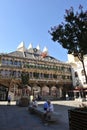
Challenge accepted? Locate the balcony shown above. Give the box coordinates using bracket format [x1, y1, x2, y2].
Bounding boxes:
[29, 78, 72, 84]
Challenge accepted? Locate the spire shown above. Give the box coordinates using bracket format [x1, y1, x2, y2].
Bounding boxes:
[43, 46, 48, 53]
[36, 44, 40, 50]
[17, 41, 25, 52]
[28, 43, 33, 49]
[27, 43, 33, 53]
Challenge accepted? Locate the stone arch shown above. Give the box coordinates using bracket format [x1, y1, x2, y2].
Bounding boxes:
[32, 84, 41, 98]
[0, 84, 8, 101]
[51, 86, 58, 97]
[42, 85, 49, 96]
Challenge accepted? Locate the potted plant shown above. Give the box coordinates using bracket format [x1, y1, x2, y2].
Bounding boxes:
[18, 72, 30, 107]
[68, 103, 87, 130]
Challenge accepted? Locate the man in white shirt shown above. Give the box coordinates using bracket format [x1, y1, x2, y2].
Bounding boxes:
[47, 100, 54, 112]
[43, 100, 54, 122]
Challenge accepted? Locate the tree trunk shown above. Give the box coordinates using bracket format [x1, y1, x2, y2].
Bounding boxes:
[81, 60, 87, 84]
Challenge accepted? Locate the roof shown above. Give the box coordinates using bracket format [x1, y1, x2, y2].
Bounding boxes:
[7, 49, 61, 63]
[0, 42, 69, 65]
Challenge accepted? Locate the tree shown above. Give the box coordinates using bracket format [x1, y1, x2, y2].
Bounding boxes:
[49, 5, 87, 83]
[21, 72, 29, 87]
[21, 72, 29, 96]
[17, 72, 30, 106]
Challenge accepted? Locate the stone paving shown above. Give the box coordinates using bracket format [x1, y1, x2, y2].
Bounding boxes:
[0, 100, 87, 130]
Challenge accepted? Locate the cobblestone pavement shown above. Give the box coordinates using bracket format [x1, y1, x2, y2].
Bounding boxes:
[0, 100, 87, 130]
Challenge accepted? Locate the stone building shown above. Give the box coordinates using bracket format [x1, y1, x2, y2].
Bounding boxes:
[68, 54, 87, 99]
[0, 41, 72, 101]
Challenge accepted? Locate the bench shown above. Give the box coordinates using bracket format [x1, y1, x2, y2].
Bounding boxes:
[28, 105, 60, 123]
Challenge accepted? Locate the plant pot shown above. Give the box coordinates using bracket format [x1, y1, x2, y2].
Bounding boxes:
[18, 97, 29, 107]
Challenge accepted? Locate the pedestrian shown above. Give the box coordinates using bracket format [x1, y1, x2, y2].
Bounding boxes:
[7, 94, 11, 105]
[31, 98, 38, 108]
[43, 100, 54, 124]
[38, 94, 42, 100]
[46, 100, 54, 120]
[43, 100, 49, 111]
[28, 98, 38, 114]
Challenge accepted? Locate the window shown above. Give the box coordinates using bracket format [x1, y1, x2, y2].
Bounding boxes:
[81, 70, 85, 76]
[75, 71, 78, 77]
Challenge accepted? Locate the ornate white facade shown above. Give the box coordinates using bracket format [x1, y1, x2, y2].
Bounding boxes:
[68, 54, 87, 88]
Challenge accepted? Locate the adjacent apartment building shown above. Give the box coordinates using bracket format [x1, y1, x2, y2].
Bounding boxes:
[0, 42, 72, 101]
[68, 54, 87, 99]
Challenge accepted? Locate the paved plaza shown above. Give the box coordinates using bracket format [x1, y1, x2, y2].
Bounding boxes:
[0, 100, 87, 130]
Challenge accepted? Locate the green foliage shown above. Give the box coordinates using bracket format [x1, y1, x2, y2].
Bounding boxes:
[21, 72, 29, 87]
[49, 5, 87, 83]
[50, 5, 87, 58]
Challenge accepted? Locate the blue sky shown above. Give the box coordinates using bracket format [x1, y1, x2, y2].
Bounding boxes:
[0, 0, 87, 62]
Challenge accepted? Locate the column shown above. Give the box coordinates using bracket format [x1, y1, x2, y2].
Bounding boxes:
[49, 86, 51, 96]
[59, 87, 62, 98]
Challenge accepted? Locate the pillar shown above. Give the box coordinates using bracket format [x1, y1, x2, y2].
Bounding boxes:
[49, 86, 51, 96]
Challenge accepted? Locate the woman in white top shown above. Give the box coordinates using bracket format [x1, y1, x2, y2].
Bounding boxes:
[32, 99, 38, 107]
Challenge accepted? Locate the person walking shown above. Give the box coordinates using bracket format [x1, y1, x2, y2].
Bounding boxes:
[7, 94, 11, 105]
